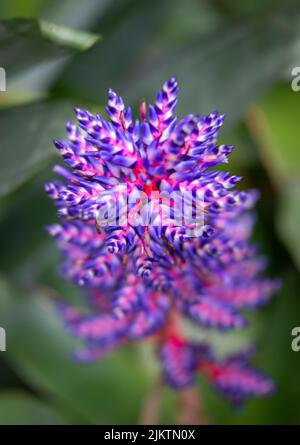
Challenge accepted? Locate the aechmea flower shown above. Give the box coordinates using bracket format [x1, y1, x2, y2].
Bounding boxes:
[46, 77, 279, 407]
[160, 338, 274, 406]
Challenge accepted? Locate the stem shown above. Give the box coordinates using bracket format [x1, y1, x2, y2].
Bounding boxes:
[140, 379, 163, 425]
[176, 386, 207, 425]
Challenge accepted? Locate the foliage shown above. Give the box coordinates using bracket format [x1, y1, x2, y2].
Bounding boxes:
[0, 0, 299, 424]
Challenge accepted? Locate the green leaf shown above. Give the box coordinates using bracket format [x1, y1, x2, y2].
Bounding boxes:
[246, 83, 300, 269]
[0, 18, 99, 75]
[0, 275, 14, 310]
[277, 181, 300, 269]
[0, 0, 46, 20]
[54, 8, 300, 128]
[248, 84, 300, 183]
[0, 169, 58, 274]
[0, 100, 74, 198]
[39, 20, 99, 51]
[42, 0, 111, 30]
[127, 15, 300, 126]
[0, 295, 151, 424]
[0, 391, 69, 425]
[212, 0, 300, 18]
[53, 0, 172, 99]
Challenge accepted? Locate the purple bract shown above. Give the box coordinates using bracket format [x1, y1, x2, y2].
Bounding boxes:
[45, 77, 279, 406]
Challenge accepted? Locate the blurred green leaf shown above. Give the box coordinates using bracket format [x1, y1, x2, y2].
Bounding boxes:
[0, 100, 74, 198]
[249, 84, 300, 182]
[0, 294, 151, 424]
[39, 20, 99, 51]
[53, 0, 172, 99]
[212, 0, 300, 18]
[246, 83, 300, 269]
[0, 391, 69, 424]
[0, 18, 99, 75]
[127, 14, 300, 126]
[42, 0, 111, 30]
[0, 169, 59, 284]
[55, 8, 300, 128]
[155, 0, 223, 45]
[0, 275, 15, 310]
[277, 181, 300, 270]
[0, 0, 46, 20]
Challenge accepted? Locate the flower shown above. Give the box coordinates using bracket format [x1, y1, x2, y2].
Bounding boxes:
[46, 77, 279, 406]
[160, 339, 274, 405]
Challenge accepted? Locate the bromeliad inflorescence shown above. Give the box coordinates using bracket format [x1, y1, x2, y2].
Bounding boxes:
[45, 77, 279, 407]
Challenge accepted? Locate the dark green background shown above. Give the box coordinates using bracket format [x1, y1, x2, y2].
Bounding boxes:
[0, 0, 300, 424]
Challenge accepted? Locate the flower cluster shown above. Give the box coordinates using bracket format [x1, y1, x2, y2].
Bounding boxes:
[46, 77, 279, 406]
